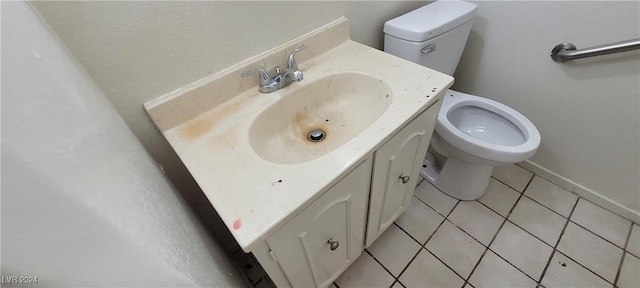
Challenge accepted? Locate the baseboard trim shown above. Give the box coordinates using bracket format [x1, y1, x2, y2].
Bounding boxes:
[519, 160, 639, 225]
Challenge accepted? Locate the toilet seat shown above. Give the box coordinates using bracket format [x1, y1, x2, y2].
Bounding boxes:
[436, 89, 540, 164]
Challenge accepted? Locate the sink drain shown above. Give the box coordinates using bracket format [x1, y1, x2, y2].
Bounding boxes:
[307, 129, 326, 142]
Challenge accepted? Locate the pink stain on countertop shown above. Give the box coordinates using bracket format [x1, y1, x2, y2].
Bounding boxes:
[233, 218, 242, 230]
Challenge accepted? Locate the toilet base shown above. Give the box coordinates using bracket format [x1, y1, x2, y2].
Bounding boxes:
[422, 154, 493, 200]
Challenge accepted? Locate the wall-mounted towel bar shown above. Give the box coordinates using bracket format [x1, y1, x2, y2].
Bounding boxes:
[551, 38, 640, 63]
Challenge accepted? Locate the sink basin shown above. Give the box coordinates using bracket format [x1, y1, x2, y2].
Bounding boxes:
[249, 72, 392, 164]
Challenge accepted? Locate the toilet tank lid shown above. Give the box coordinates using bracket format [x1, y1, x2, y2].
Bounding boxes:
[384, 0, 478, 42]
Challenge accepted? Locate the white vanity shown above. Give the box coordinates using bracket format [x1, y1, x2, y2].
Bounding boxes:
[145, 18, 453, 287]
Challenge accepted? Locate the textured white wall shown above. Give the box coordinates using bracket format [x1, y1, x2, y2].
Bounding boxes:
[453, 1, 639, 217]
[1, 2, 246, 286]
[30, 0, 430, 247]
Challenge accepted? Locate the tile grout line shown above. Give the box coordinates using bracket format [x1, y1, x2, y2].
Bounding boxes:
[537, 196, 580, 284]
[497, 181, 571, 248]
[414, 172, 583, 287]
[392, 247, 423, 285]
[524, 196, 631, 284]
[490, 176, 525, 194]
[518, 190, 632, 260]
[393, 279, 407, 288]
[476, 182, 520, 217]
[363, 248, 398, 283]
[461, 212, 507, 285]
[494, 187, 568, 249]
[424, 248, 468, 282]
[505, 218, 555, 249]
[414, 179, 460, 218]
[480, 199, 551, 281]
[517, 164, 635, 231]
[552, 249, 615, 286]
[520, 167, 634, 232]
[485, 247, 545, 284]
[414, 195, 450, 219]
[412, 170, 635, 287]
[394, 219, 439, 247]
[516, 163, 560, 288]
[535, 208, 621, 285]
[568, 196, 634, 249]
[443, 218, 491, 249]
[568, 218, 629, 250]
[449, 174, 536, 250]
[393, 200, 461, 283]
[521, 192, 570, 219]
[463, 174, 535, 286]
[415, 183, 511, 251]
[612, 222, 634, 287]
[490, 170, 534, 194]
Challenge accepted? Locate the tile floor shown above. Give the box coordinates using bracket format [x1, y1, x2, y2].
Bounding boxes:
[333, 164, 640, 288]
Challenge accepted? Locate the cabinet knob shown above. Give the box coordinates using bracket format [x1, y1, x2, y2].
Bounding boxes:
[399, 174, 410, 184]
[327, 238, 339, 251]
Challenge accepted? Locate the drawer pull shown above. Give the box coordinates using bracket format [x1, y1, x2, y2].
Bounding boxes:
[399, 174, 410, 184]
[327, 238, 340, 251]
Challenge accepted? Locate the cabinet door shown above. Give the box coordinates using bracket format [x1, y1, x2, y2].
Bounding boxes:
[366, 100, 441, 247]
[265, 156, 372, 288]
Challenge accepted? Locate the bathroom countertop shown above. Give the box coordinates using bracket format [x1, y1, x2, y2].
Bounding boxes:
[145, 18, 453, 252]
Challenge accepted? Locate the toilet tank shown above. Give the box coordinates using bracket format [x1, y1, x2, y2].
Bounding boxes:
[384, 0, 477, 76]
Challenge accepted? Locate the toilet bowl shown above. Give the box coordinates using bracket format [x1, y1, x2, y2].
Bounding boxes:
[420, 89, 540, 200]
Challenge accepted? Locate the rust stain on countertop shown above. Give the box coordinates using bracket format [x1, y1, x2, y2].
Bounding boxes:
[180, 95, 253, 140]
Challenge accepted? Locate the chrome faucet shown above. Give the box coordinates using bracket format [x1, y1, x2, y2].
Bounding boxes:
[241, 44, 306, 93]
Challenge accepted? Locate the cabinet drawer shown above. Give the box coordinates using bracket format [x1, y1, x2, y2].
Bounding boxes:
[266, 156, 372, 288]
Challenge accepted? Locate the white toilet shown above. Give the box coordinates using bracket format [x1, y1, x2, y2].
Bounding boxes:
[384, 0, 541, 200]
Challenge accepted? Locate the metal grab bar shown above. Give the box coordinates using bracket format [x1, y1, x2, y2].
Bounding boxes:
[551, 38, 640, 63]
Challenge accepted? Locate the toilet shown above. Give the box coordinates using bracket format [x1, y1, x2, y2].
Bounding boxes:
[384, 0, 541, 200]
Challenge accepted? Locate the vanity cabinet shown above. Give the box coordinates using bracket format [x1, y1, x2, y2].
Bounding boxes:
[252, 100, 442, 287]
[254, 157, 372, 288]
[365, 99, 441, 247]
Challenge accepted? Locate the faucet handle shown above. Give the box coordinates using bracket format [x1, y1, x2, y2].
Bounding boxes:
[241, 68, 272, 85]
[287, 44, 306, 70]
[241, 68, 279, 93]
